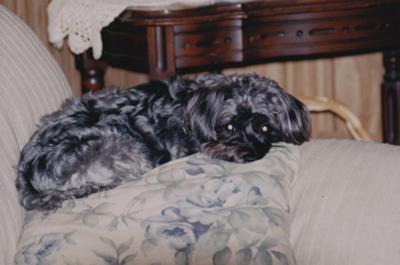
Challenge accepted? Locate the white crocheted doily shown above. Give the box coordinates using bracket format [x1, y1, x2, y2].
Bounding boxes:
[48, 0, 227, 59]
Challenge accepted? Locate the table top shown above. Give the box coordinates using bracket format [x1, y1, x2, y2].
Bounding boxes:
[120, 0, 400, 24]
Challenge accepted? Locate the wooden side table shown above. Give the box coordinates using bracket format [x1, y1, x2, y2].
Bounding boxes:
[75, 0, 400, 144]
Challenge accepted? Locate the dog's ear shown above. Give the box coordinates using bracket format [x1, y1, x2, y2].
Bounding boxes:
[276, 94, 311, 144]
[168, 75, 201, 101]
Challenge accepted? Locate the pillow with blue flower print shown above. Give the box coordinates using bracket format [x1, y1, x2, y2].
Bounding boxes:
[15, 143, 299, 265]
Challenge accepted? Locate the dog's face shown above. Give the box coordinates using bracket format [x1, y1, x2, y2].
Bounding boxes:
[169, 73, 311, 162]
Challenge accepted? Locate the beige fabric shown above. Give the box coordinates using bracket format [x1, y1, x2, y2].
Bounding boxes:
[292, 139, 400, 265]
[0, 5, 72, 265]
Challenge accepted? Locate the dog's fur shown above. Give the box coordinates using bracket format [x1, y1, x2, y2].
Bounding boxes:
[16, 73, 311, 211]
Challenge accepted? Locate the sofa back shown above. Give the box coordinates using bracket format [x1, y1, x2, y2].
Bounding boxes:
[0, 5, 72, 264]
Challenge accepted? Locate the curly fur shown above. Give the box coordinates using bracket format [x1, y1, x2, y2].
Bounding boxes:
[16, 73, 311, 211]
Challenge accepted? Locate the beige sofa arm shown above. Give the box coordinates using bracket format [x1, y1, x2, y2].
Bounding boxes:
[292, 139, 400, 265]
[0, 5, 72, 264]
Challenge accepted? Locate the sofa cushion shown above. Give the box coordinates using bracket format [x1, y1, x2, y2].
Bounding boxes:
[15, 144, 299, 265]
[292, 139, 400, 265]
[0, 5, 72, 265]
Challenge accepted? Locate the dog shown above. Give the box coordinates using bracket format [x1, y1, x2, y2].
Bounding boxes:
[16, 73, 311, 211]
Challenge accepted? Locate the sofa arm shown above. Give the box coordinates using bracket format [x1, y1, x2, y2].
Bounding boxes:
[0, 139, 25, 265]
[0, 5, 73, 264]
[291, 139, 400, 265]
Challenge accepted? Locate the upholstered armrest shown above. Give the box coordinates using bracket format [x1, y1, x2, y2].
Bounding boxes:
[0, 5, 72, 264]
[292, 139, 400, 265]
[0, 133, 25, 265]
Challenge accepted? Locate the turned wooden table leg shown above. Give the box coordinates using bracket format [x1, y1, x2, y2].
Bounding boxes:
[382, 50, 400, 144]
[76, 52, 107, 94]
[147, 26, 176, 80]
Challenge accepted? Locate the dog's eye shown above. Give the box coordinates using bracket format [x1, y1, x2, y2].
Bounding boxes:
[257, 124, 269, 134]
[226, 124, 235, 132]
[261, 125, 268, 133]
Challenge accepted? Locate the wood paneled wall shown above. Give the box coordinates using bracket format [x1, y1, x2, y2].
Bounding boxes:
[1, 0, 384, 141]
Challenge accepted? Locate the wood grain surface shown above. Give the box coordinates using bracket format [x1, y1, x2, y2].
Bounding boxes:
[0, 0, 384, 141]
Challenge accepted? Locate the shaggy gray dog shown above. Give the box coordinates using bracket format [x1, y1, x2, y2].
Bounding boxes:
[16, 73, 311, 211]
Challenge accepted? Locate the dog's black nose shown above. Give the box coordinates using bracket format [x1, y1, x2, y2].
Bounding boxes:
[241, 152, 266, 162]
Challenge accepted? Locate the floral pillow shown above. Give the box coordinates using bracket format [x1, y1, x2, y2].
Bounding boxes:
[15, 143, 299, 265]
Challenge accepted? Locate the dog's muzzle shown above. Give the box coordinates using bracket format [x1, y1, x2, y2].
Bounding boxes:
[200, 141, 269, 163]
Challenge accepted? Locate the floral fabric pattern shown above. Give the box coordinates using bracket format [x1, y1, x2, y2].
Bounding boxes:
[15, 144, 299, 265]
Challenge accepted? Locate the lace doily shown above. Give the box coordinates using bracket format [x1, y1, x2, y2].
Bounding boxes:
[48, 0, 227, 59]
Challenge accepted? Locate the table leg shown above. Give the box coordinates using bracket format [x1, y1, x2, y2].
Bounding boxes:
[147, 26, 176, 80]
[76, 52, 107, 94]
[382, 50, 400, 144]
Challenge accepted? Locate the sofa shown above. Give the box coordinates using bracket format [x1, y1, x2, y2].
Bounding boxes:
[1, 5, 400, 265]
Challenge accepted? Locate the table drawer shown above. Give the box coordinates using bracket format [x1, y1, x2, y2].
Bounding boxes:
[174, 20, 243, 68]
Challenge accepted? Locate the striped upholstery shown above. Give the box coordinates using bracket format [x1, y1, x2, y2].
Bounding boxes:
[0, 5, 72, 265]
[293, 139, 400, 265]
